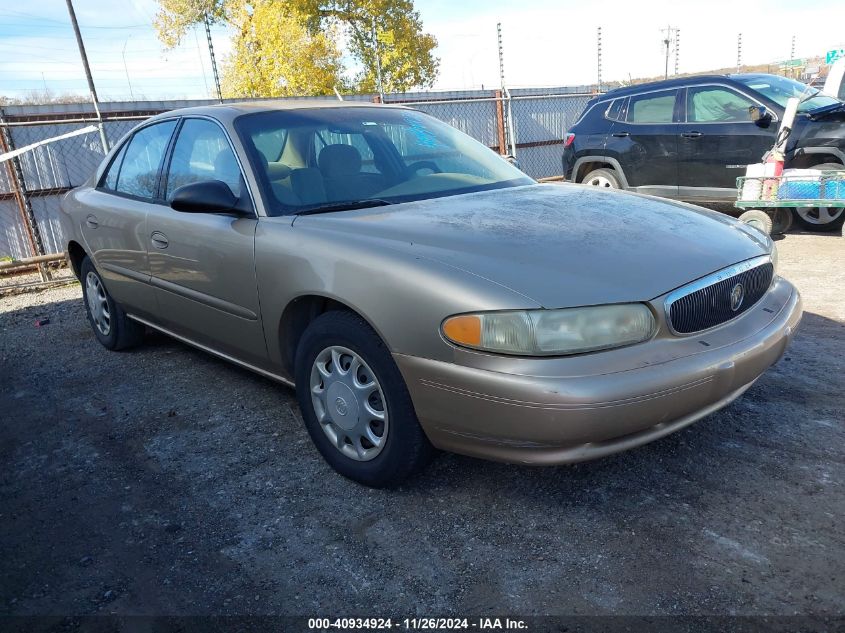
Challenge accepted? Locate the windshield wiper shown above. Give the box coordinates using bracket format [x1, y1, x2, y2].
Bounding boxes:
[295, 198, 395, 216]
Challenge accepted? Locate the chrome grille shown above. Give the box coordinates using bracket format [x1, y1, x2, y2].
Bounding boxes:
[666, 258, 774, 335]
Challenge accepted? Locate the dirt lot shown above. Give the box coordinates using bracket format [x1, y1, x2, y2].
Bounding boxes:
[1, 231, 843, 619]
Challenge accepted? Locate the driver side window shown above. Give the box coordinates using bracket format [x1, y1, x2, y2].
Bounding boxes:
[165, 118, 243, 200]
[687, 87, 755, 123]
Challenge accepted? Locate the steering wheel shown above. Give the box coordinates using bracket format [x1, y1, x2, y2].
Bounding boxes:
[406, 160, 442, 175]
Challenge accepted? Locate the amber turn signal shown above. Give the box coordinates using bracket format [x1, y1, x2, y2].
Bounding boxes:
[442, 315, 482, 346]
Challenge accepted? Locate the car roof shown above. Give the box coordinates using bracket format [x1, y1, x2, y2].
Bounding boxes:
[147, 99, 409, 124]
[601, 75, 734, 99]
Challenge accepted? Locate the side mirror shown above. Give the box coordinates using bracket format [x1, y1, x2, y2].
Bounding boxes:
[749, 105, 772, 126]
[170, 180, 240, 214]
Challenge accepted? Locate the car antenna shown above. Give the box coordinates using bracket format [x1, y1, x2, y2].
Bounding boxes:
[333, 86, 344, 101]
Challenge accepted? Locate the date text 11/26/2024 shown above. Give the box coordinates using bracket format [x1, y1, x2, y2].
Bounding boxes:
[308, 618, 528, 630]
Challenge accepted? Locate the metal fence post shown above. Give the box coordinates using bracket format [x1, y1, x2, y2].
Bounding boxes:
[494, 90, 507, 155]
[0, 111, 51, 281]
[503, 87, 517, 158]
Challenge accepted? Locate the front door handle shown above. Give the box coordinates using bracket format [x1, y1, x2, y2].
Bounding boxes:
[681, 131, 703, 139]
[611, 132, 630, 138]
[151, 231, 169, 249]
[85, 214, 99, 229]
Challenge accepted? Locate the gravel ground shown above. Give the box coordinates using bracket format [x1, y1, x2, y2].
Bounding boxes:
[1, 231, 843, 619]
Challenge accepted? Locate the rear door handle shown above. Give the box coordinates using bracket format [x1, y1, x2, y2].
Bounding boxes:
[151, 231, 169, 249]
[611, 132, 630, 138]
[681, 131, 703, 138]
[85, 214, 99, 229]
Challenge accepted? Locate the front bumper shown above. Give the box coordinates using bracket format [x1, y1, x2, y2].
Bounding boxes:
[394, 279, 802, 465]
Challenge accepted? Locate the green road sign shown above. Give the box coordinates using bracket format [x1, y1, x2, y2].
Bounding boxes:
[827, 49, 844, 64]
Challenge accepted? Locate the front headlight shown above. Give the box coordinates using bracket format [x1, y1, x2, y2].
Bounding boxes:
[442, 304, 656, 356]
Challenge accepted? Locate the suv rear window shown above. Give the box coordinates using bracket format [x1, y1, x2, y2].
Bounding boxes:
[628, 90, 678, 123]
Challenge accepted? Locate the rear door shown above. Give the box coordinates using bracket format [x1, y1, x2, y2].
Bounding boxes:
[145, 117, 268, 366]
[80, 119, 177, 318]
[608, 88, 681, 197]
[677, 85, 777, 200]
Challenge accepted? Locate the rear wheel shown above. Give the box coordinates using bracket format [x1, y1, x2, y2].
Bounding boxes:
[794, 163, 845, 232]
[80, 256, 145, 350]
[294, 310, 433, 487]
[738, 209, 773, 236]
[581, 168, 620, 189]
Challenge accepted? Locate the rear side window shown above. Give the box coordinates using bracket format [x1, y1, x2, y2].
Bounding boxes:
[628, 90, 678, 123]
[114, 120, 177, 199]
[687, 87, 754, 122]
[605, 98, 627, 121]
[102, 143, 128, 190]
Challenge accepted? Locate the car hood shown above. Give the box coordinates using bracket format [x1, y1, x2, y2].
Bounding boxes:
[293, 184, 770, 308]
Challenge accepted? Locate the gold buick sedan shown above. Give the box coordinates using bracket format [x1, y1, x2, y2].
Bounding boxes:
[60, 102, 802, 487]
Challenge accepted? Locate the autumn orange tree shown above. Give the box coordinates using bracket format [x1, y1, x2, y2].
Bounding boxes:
[154, 0, 439, 97]
[289, 0, 439, 93]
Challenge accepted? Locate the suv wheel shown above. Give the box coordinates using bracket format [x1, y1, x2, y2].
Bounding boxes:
[794, 163, 845, 232]
[294, 310, 434, 487]
[581, 168, 620, 189]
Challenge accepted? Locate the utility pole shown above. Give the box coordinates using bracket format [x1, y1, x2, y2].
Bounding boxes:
[789, 34, 796, 78]
[661, 25, 678, 80]
[65, 0, 109, 153]
[203, 14, 223, 102]
[674, 28, 680, 75]
[597, 26, 603, 92]
[372, 17, 385, 103]
[497, 22, 516, 158]
[122, 37, 134, 100]
[737, 32, 743, 73]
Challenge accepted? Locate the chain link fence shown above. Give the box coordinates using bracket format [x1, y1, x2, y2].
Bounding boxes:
[0, 88, 595, 269]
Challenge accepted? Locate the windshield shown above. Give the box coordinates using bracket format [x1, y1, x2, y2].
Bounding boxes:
[734, 75, 841, 112]
[234, 107, 533, 216]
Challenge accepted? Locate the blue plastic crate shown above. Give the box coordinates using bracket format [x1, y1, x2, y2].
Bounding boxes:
[777, 180, 821, 200]
[823, 180, 845, 200]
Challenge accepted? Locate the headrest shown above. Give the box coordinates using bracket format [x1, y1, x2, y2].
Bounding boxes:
[318, 144, 362, 178]
[267, 162, 292, 181]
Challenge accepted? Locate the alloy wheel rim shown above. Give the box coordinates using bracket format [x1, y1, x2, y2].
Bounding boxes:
[587, 175, 614, 188]
[795, 206, 844, 225]
[309, 346, 388, 461]
[85, 271, 111, 336]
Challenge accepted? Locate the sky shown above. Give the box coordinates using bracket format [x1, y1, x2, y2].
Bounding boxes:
[1, 0, 844, 102]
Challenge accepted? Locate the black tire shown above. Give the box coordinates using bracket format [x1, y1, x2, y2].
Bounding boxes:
[771, 207, 793, 235]
[794, 163, 845, 232]
[80, 256, 145, 351]
[581, 168, 621, 189]
[294, 310, 434, 487]
[738, 209, 774, 236]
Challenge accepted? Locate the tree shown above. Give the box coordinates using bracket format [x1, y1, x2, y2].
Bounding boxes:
[288, 0, 439, 93]
[222, 1, 344, 97]
[153, 0, 228, 49]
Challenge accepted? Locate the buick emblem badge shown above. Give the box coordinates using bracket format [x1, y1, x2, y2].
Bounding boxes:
[730, 283, 744, 312]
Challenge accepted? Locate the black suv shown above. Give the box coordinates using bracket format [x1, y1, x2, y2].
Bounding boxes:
[562, 73, 845, 231]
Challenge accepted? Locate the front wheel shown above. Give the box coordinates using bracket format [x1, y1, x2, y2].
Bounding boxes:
[294, 310, 433, 487]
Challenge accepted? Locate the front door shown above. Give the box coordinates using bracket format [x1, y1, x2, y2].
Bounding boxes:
[80, 119, 178, 318]
[677, 85, 777, 200]
[145, 117, 268, 366]
[609, 88, 680, 197]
